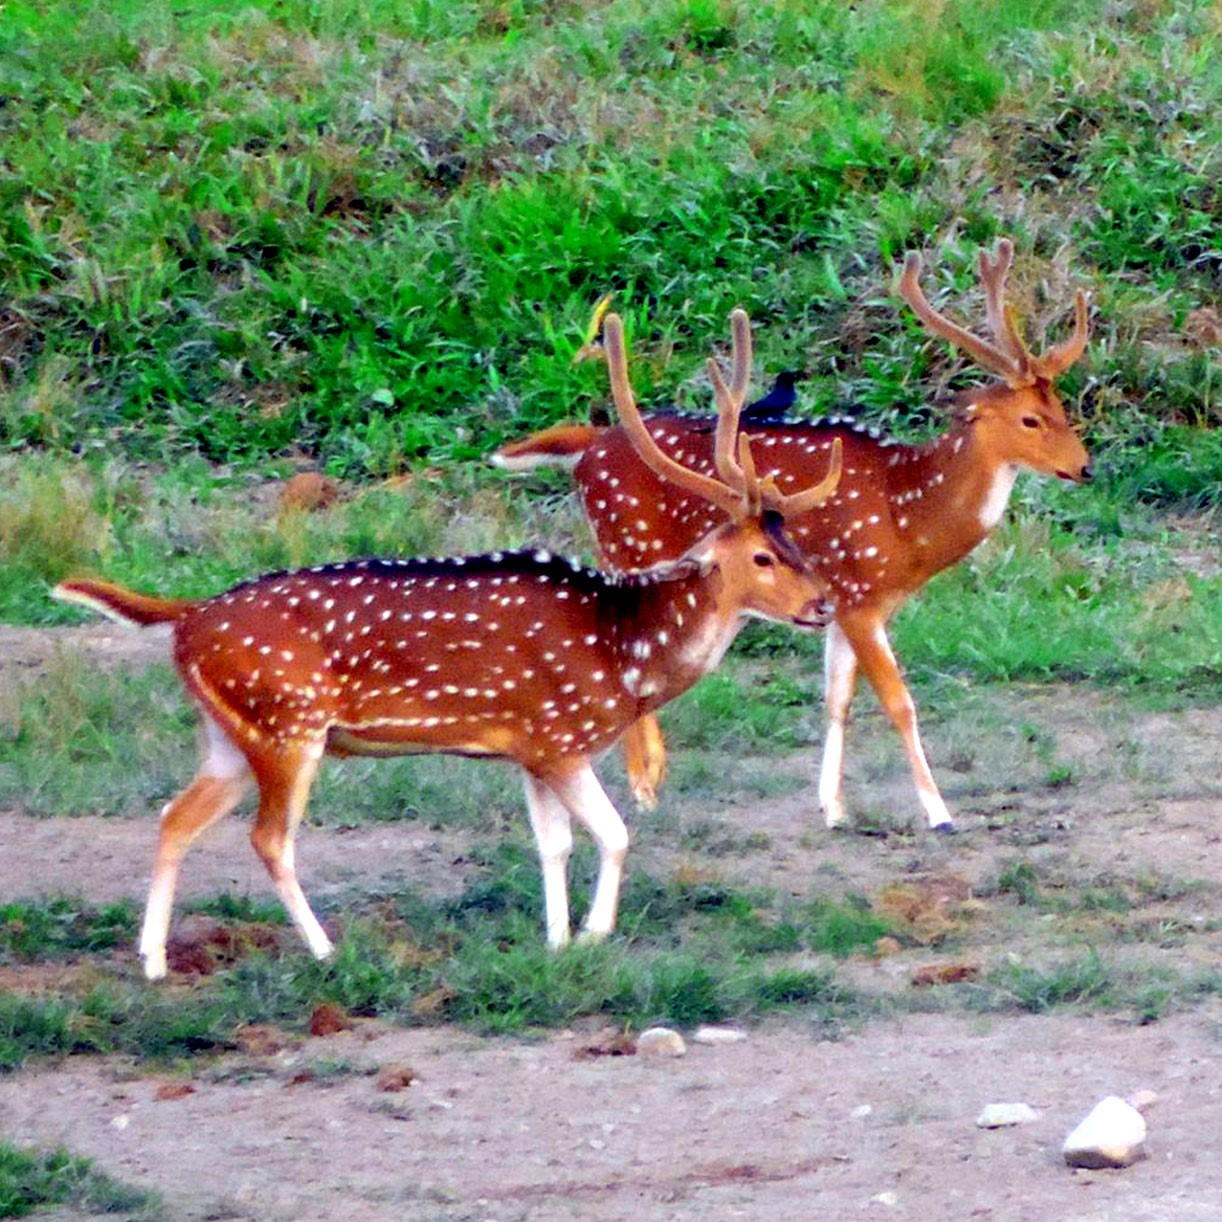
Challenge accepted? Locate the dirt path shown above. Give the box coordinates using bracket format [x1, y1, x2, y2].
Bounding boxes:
[5, 627, 1222, 1218]
[3, 1012, 1221, 1220]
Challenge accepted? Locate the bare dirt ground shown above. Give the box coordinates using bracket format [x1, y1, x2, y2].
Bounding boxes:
[4, 625, 1222, 1220]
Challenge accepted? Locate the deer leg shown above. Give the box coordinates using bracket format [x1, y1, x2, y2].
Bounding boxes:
[621, 714, 666, 810]
[839, 615, 954, 832]
[246, 739, 334, 961]
[140, 715, 253, 981]
[522, 773, 576, 949]
[541, 764, 630, 943]
[819, 621, 860, 828]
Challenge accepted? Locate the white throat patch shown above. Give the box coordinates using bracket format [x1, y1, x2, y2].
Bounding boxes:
[979, 464, 1019, 531]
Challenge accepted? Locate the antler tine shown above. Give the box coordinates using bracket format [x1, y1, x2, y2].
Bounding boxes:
[977, 239, 1032, 375]
[708, 308, 754, 493]
[735, 431, 762, 516]
[767, 436, 843, 517]
[898, 250, 1026, 384]
[601, 314, 744, 518]
[1033, 288, 1091, 379]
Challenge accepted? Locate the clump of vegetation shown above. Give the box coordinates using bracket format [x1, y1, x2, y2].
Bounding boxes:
[0, 1142, 161, 1220]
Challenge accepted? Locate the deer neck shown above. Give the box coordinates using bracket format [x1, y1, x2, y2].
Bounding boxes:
[887, 421, 1019, 572]
[608, 560, 738, 712]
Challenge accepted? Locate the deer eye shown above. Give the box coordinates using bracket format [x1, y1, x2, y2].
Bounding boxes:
[1021, 415, 1041, 429]
[753, 551, 776, 568]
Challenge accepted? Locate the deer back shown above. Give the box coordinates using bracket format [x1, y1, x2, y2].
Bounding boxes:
[166, 533, 829, 772]
[569, 400, 1087, 617]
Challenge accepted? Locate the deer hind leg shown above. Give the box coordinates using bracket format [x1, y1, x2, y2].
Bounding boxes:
[244, 737, 334, 962]
[522, 773, 576, 948]
[819, 621, 859, 828]
[839, 615, 954, 832]
[538, 763, 629, 943]
[621, 714, 667, 810]
[140, 714, 254, 981]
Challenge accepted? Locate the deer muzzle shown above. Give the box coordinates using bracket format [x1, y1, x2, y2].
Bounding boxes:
[793, 596, 836, 630]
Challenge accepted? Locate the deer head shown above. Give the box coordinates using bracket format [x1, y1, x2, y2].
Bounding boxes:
[899, 239, 1092, 483]
[600, 307, 842, 628]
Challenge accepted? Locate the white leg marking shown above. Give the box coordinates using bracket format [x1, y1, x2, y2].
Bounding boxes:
[523, 774, 575, 948]
[819, 623, 858, 828]
[545, 766, 629, 941]
[140, 714, 253, 980]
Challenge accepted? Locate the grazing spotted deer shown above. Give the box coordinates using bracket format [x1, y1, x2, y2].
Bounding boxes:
[494, 240, 1092, 831]
[54, 309, 841, 981]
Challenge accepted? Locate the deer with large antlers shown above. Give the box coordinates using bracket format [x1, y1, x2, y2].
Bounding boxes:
[494, 240, 1092, 832]
[53, 310, 841, 981]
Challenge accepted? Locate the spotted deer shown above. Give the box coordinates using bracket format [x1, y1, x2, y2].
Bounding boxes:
[54, 310, 841, 981]
[494, 240, 1092, 831]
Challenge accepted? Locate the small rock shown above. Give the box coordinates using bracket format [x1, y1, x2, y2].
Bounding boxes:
[693, 1025, 748, 1046]
[572, 1030, 637, 1059]
[278, 472, 340, 514]
[376, 1064, 417, 1093]
[976, 1102, 1039, 1128]
[1128, 1089, 1158, 1113]
[911, 960, 981, 987]
[308, 1002, 353, 1038]
[635, 1027, 687, 1059]
[154, 1082, 196, 1103]
[851, 1104, 873, 1119]
[871, 1191, 900, 1207]
[1063, 1095, 1147, 1169]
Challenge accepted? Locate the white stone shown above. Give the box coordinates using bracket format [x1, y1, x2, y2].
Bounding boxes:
[1062, 1095, 1147, 1169]
[692, 1025, 748, 1046]
[976, 1102, 1039, 1128]
[636, 1027, 687, 1059]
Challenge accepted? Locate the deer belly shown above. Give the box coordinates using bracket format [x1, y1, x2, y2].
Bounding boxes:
[326, 722, 516, 760]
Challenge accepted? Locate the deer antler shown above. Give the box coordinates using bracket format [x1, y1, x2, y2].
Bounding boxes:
[602, 311, 841, 521]
[899, 241, 1090, 388]
[1032, 289, 1090, 379]
[602, 313, 747, 518]
[899, 250, 1025, 383]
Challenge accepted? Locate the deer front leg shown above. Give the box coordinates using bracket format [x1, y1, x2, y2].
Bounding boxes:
[837, 613, 954, 832]
[541, 763, 630, 942]
[621, 714, 667, 810]
[246, 739, 334, 962]
[522, 773, 575, 948]
[818, 620, 859, 829]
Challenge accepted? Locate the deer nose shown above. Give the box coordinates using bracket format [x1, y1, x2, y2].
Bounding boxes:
[1057, 462, 1093, 483]
[796, 596, 835, 629]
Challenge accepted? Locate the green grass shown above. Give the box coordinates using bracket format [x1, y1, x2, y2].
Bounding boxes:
[0, 898, 138, 962]
[1, 0, 1220, 500]
[0, 856, 883, 1069]
[5, 0, 1222, 1086]
[0, 1142, 161, 1220]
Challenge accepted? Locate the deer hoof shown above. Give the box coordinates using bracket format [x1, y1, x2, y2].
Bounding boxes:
[142, 950, 168, 982]
[932, 821, 957, 836]
[630, 783, 659, 812]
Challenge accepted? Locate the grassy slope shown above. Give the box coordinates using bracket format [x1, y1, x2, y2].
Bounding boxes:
[1, 0, 1220, 476]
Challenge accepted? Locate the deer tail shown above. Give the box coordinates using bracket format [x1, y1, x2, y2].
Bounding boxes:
[52, 578, 197, 627]
[489, 424, 606, 473]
